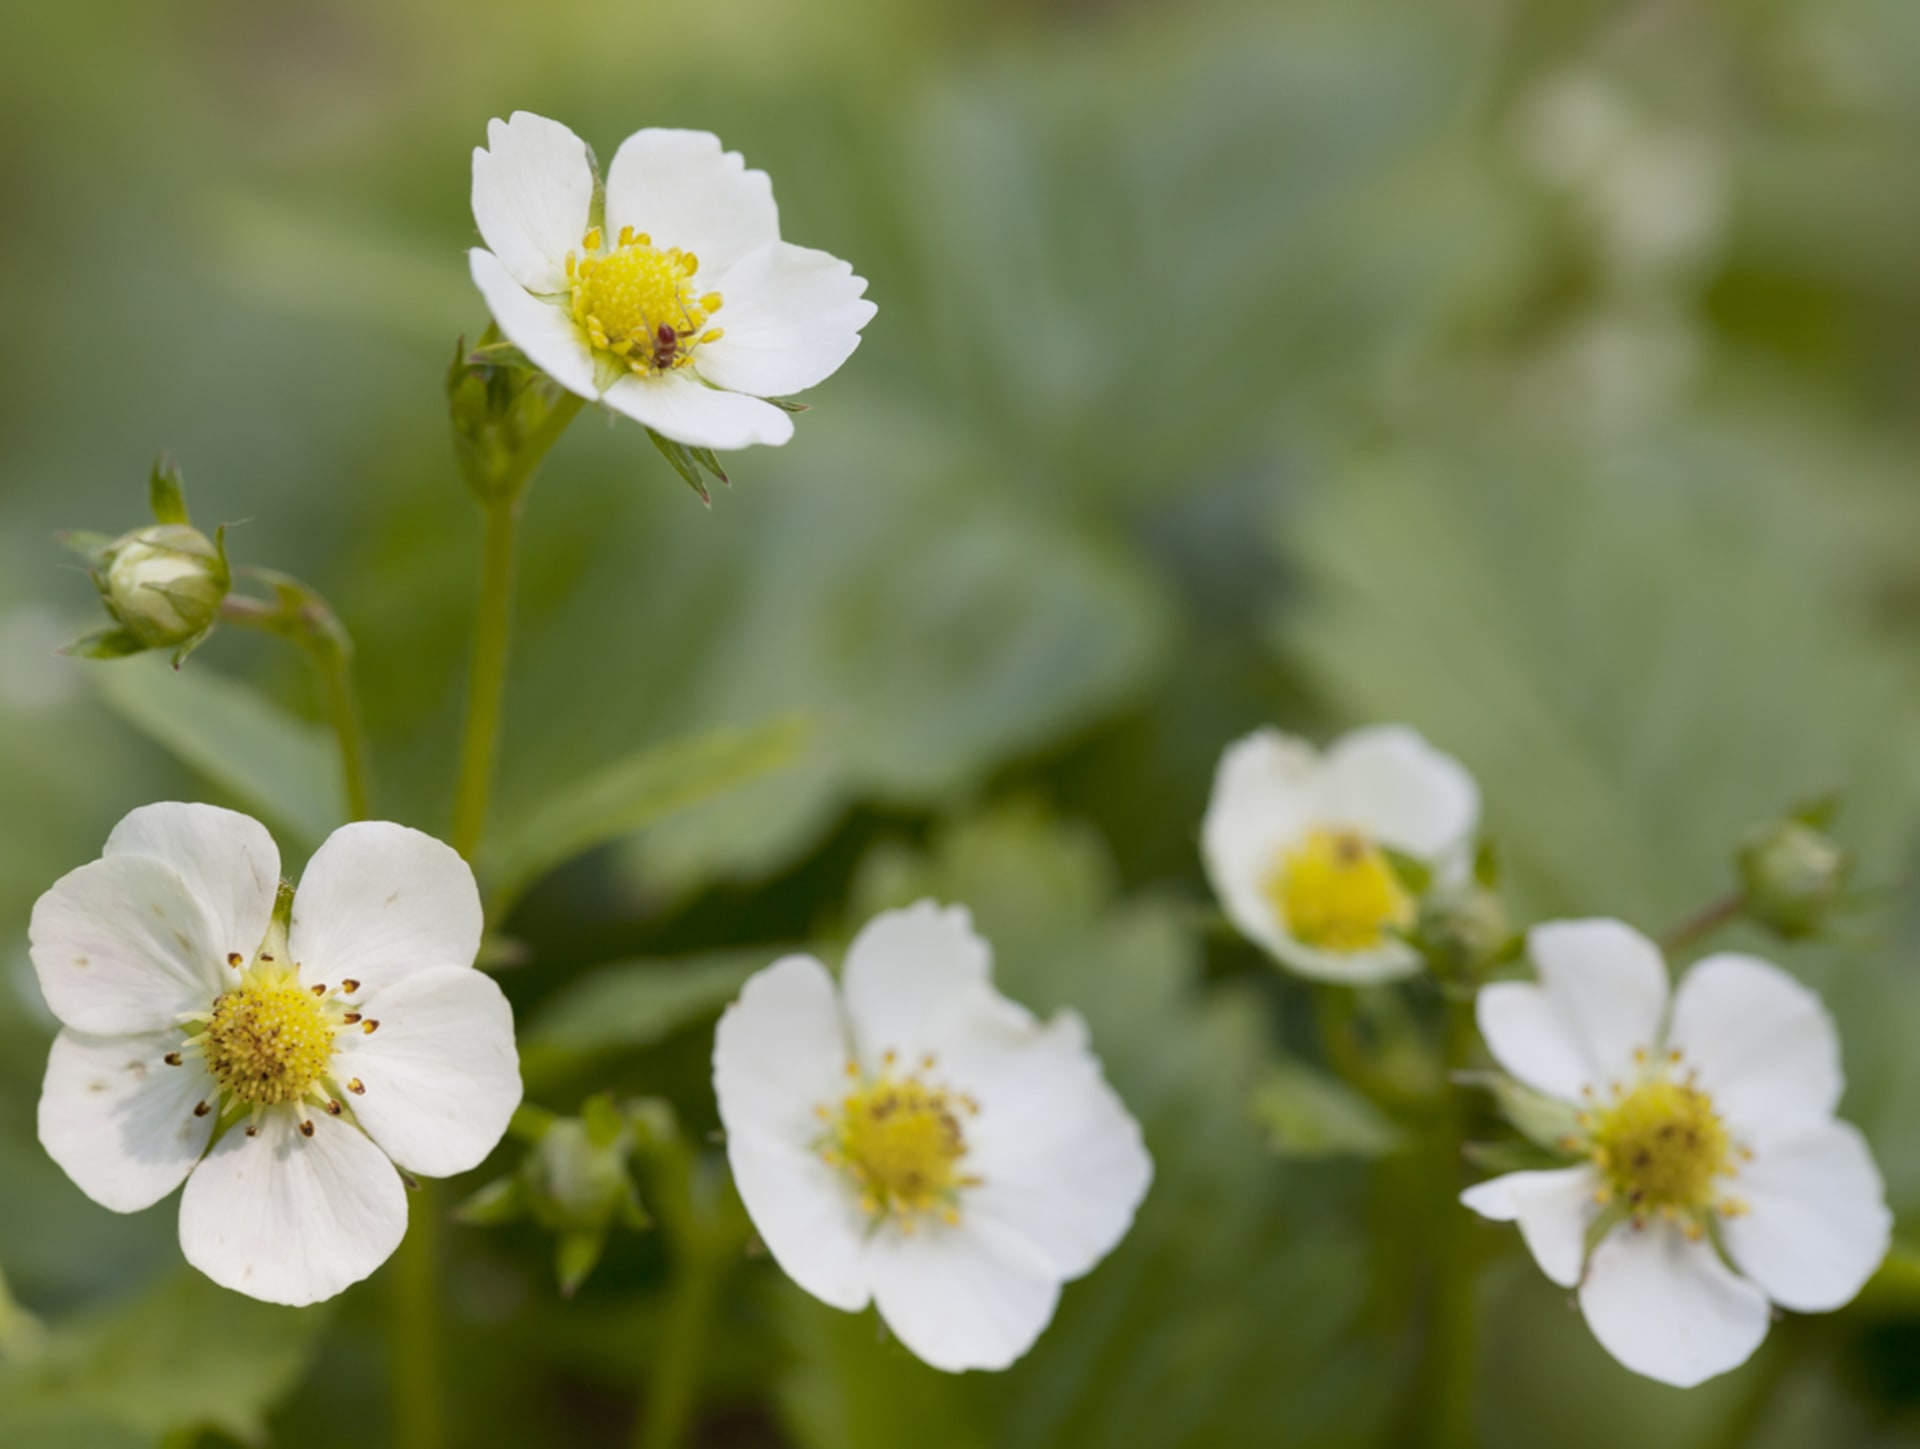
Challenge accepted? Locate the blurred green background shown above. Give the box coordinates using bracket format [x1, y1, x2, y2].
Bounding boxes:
[4, 0, 1920, 1444]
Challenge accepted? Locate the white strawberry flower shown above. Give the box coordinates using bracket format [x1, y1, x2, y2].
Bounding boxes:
[468, 112, 876, 451]
[1463, 919, 1891, 1387]
[1201, 725, 1480, 983]
[712, 902, 1152, 1372]
[30, 803, 522, 1306]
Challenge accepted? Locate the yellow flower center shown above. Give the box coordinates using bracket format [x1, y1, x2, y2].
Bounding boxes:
[202, 975, 336, 1106]
[820, 1054, 980, 1228]
[1586, 1070, 1734, 1217]
[567, 226, 726, 376]
[1266, 827, 1416, 953]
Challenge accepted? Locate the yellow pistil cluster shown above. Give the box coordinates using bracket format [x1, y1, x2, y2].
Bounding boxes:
[567, 225, 725, 375]
[202, 975, 335, 1105]
[819, 1053, 981, 1229]
[1267, 826, 1416, 953]
[1579, 1051, 1748, 1234]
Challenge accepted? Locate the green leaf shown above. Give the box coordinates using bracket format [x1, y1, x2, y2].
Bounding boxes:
[555, 1230, 606, 1298]
[487, 716, 806, 912]
[1251, 1059, 1405, 1159]
[148, 456, 190, 525]
[91, 654, 341, 846]
[521, 947, 771, 1082]
[0, 1271, 329, 1444]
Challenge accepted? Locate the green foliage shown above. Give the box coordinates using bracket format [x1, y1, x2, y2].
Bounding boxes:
[521, 948, 772, 1081]
[0, 1272, 329, 1446]
[1252, 1058, 1404, 1159]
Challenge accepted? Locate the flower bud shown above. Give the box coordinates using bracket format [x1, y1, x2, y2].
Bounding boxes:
[1415, 882, 1517, 984]
[102, 525, 230, 651]
[1738, 815, 1852, 940]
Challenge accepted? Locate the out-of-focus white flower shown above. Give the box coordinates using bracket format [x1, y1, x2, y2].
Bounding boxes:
[712, 901, 1151, 1372]
[1201, 726, 1480, 983]
[468, 112, 876, 451]
[1463, 919, 1890, 1387]
[31, 804, 521, 1306]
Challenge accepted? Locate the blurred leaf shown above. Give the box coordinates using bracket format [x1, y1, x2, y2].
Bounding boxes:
[0, 1271, 329, 1444]
[1251, 1058, 1404, 1159]
[487, 717, 807, 911]
[90, 654, 341, 845]
[521, 947, 774, 1081]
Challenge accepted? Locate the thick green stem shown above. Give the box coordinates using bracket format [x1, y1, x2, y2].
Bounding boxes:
[393, 1183, 445, 1449]
[1418, 997, 1479, 1449]
[448, 392, 584, 863]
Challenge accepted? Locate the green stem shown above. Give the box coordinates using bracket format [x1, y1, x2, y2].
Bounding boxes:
[220, 580, 373, 822]
[448, 392, 584, 863]
[393, 1183, 445, 1449]
[632, 1147, 740, 1449]
[1418, 996, 1479, 1449]
[1660, 891, 1744, 956]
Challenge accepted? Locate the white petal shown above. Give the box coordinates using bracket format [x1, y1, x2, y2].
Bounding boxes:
[1578, 1221, 1771, 1387]
[695, 243, 875, 399]
[940, 1006, 1151, 1282]
[29, 854, 226, 1035]
[841, 902, 994, 1065]
[601, 370, 794, 450]
[1477, 920, 1669, 1102]
[1722, 1120, 1890, 1312]
[469, 249, 598, 399]
[38, 1029, 215, 1213]
[471, 111, 594, 294]
[105, 803, 279, 965]
[289, 823, 482, 994]
[1317, 725, 1480, 861]
[713, 955, 867, 1310]
[179, 1108, 407, 1306]
[332, 967, 521, 1179]
[866, 1220, 1062, 1373]
[1460, 1167, 1598, 1288]
[604, 129, 779, 281]
[1666, 954, 1841, 1148]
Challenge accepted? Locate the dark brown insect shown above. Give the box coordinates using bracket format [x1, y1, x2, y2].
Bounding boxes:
[651, 323, 680, 371]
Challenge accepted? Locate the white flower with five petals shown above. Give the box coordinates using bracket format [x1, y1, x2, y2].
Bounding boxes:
[31, 803, 521, 1306]
[469, 112, 876, 451]
[712, 902, 1152, 1372]
[1463, 919, 1890, 1387]
[1201, 725, 1480, 983]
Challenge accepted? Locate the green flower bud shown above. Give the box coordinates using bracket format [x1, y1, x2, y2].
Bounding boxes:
[1415, 882, 1517, 984]
[101, 524, 230, 650]
[1738, 816, 1852, 940]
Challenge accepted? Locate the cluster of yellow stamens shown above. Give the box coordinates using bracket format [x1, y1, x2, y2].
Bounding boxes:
[566, 225, 725, 375]
[1569, 1047, 1752, 1238]
[166, 942, 375, 1138]
[817, 1051, 981, 1231]
[1266, 826, 1417, 953]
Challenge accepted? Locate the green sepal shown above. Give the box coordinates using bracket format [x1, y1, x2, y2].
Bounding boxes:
[1381, 847, 1431, 897]
[762, 396, 811, 414]
[555, 1230, 606, 1298]
[60, 627, 148, 660]
[1457, 1069, 1584, 1152]
[465, 340, 537, 373]
[583, 141, 606, 237]
[1790, 790, 1841, 830]
[53, 529, 115, 563]
[169, 625, 214, 671]
[1583, 1198, 1631, 1259]
[690, 446, 731, 488]
[1472, 838, 1501, 889]
[454, 1174, 528, 1226]
[581, 1091, 626, 1149]
[149, 455, 191, 525]
[647, 428, 712, 506]
[1461, 1139, 1568, 1175]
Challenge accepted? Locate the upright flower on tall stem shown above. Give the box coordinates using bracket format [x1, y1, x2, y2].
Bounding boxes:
[31, 803, 522, 1305]
[1462, 919, 1890, 1386]
[469, 111, 877, 451]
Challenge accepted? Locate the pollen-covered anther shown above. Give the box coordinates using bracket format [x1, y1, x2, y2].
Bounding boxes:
[1265, 826, 1416, 954]
[567, 225, 724, 376]
[821, 1060, 980, 1227]
[347, 1078, 365, 1095]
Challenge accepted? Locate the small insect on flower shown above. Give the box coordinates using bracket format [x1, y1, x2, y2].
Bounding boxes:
[1461, 919, 1891, 1387]
[30, 804, 523, 1306]
[712, 902, 1153, 1373]
[468, 112, 877, 452]
[1201, 725, 1480, 983]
